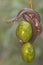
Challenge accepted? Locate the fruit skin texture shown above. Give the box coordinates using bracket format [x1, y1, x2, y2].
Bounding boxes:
[16, 21, 32, 42]
[21, 43, 35, 62]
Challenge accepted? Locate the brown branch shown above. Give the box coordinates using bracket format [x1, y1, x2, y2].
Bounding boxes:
[7, 8, 42, 44]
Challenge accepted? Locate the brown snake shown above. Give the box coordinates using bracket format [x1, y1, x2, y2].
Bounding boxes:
[7, 8, 42, 44]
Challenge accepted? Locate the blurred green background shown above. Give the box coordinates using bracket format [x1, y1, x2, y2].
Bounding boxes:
[0, 0, 43, 65]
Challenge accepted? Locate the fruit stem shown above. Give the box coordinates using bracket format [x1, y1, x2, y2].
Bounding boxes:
[28, 0, 33, 18]
[28, 0, 32, 8]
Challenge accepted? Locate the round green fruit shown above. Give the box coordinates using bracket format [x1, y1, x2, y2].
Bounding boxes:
[21, 43, 35, 62]
[16, 21, 32, 42]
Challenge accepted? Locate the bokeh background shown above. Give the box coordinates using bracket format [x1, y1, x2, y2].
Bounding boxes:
[0, 0, 43, 65]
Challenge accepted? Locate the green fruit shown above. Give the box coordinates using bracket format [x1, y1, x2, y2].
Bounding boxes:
[21, 43, 35, 62]
[16, 21, 32, 42]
